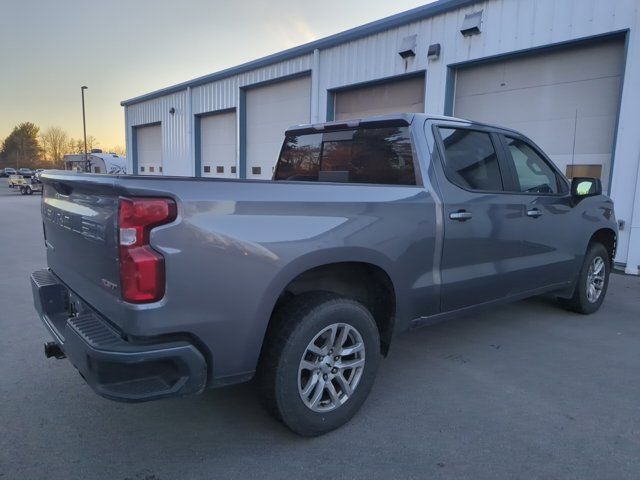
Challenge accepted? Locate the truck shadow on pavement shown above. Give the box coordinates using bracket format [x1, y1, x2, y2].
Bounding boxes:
[72, 293, 573, 445]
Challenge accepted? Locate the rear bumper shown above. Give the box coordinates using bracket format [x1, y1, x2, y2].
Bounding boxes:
[30, 269, 207, 402]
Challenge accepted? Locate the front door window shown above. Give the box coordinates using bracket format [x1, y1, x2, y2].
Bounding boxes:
[505, 137, 560, 194]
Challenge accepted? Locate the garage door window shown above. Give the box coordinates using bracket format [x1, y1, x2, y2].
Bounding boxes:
[275, 125, 416, 185]
[504, 137, 561, 194]
[438, 128, 503, 191]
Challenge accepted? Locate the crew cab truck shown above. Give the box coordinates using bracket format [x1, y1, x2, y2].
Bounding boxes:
[31, 114, 616, 436]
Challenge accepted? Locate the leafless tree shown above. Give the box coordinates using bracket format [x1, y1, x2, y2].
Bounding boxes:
[105, 145, 126, 157]
[86, 135, 99, 151]
[40, 126, 69, 167]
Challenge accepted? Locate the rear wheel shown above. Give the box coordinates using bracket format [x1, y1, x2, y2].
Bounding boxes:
[559, 242, 610, 314]
[26, 186, 32, 195]
[20, 186, 27, 195]
[257, 292, 381, 436]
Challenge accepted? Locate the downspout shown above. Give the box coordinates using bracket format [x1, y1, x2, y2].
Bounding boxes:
[187, 86, 194, 177]
[311, 48, 320, 123]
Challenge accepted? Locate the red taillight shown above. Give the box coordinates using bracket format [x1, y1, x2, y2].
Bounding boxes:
[118, 197, 177, 303]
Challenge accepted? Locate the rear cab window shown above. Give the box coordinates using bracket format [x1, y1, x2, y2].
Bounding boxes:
[274, 124, 416, 185]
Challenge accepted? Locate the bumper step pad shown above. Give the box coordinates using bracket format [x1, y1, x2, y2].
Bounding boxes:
[31, 269, 208, 402]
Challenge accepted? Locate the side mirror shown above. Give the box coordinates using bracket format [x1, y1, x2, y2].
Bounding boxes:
[571, 177, 602, 198]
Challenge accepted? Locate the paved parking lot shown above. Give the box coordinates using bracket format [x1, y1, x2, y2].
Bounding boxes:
[1, 185, 639, 480]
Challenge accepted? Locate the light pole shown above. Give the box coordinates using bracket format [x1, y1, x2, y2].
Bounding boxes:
[81, 86, 88, 172]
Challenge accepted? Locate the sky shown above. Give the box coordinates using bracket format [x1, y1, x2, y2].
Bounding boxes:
[0, 0, 434, 151]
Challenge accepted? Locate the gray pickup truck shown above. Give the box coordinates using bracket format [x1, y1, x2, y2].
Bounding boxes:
[31, 114, 616, 436]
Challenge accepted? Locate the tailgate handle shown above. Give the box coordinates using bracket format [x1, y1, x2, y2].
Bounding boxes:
[50, 181, 72, 196]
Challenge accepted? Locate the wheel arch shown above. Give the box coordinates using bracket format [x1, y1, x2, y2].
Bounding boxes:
[256, 249, 400, 360]
[589, 228, 617, 264]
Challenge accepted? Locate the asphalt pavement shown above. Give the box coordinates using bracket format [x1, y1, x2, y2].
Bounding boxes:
[1, 185, 639, 480]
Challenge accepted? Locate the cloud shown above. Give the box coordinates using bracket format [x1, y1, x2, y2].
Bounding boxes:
[268, 16, 318, 48]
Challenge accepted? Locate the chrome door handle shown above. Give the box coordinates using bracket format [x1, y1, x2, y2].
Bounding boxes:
[527, 208, 543, 218]
[449, 210, 473, 221]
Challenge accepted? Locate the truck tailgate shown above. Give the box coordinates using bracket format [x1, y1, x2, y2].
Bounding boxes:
[42, 181, 121, 302]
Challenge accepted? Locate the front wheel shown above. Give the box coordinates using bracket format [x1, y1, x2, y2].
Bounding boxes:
[559, 243, 610, 314]
[257, 292, 381, 436]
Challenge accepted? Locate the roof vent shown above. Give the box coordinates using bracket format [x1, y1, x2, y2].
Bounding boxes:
[427, 43, 441, 60]
[398, 34, 417, 59]
[460, 10, 482, 36]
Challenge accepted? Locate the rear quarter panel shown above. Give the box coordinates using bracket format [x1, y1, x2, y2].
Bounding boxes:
[151, 180, 436, 382]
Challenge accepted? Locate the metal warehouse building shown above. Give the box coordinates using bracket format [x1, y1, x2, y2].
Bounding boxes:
[121, 0, 640, 274]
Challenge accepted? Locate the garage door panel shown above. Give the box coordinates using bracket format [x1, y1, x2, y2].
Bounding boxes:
[136, 124, 162, 176]
[200, 111, 236, 178]
[501, 119, 576, 155]
[335, 76, 425, 121]
[553, 153, 611, 169]
[512, 41, 624, 86]
[457, 40, 625, 97]
[456, 63, 507, 97]
[248, 80, 307, 105]
[249, 98, 311, 124]
[457, 76, 623, 127]
[574, 114, 618, 154]
[458, 81, 621, 119]
[246, 76, 311, 179]
[454, 38, 623, 188]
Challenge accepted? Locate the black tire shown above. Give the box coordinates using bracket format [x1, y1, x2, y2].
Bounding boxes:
[257, 292, 381, 436]
[26, 186, 32, 195]
[20, 186, 27, 195]
[559, 242, 610, 314]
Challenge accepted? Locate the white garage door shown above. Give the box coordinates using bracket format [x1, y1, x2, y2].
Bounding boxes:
[136, 124, 162, 176]
[334, 75, 425, 121]
[246, 76, 311, 179]
[454, 37, 625, 188]
[200, 111, 237, 178]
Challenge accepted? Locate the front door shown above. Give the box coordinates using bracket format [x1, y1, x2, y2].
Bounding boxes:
[431, 124, 524, 312]
[496, 134, 578, 293]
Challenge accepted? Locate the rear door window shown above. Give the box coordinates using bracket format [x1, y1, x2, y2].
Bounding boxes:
[438, 128, 503, 191]
[274, 125, 416, 185]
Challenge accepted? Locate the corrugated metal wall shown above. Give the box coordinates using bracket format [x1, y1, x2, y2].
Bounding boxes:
[124, 0, 640, 271]
[191, 54, 313, 115]
[125, 55, 313, 177]
[125, 90, 190, 176]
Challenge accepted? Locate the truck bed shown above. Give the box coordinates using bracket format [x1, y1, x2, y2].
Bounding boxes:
[39, 170, 436, 385]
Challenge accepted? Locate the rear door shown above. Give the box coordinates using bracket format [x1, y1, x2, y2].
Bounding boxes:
[495, 133, 577, 292]
[430, 122, 524, 312]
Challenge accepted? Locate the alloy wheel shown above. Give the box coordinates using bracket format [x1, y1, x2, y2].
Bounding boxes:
[297, 323, 365, 413]
[586, 256, 605, 303]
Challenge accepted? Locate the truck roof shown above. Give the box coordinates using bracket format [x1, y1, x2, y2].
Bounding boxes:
[286, 113, 523, 137]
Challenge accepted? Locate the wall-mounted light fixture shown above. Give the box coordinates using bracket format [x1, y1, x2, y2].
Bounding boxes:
[460, 10, 483, 36]
[169, 107, 176, 115]
[427, 43, 441, 60]
[398, 34, 417, 59]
